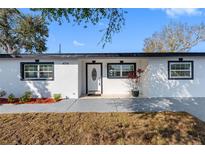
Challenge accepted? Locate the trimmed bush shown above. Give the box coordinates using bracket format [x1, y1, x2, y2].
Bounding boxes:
[0, 90, 7, 97]
[53, 93, 61, 101]
[19, 91, 32, 103]
[8, 94, 15, 103]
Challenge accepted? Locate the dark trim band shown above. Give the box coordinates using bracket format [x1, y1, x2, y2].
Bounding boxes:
[2, 52, 205, 59]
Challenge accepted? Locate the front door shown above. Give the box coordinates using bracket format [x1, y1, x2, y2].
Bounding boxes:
[87, 64, 102, 95]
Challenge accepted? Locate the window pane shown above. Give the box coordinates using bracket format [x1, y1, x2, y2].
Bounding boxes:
[122, 71, 130, 77]
[40, 64, 53, 71]
[122, 64, 134, 71]
[109, 70, 121, 77]
[40, 72, 53, 78]
[109, 65, 121, 71]
[25, 72, 38, 78]
[39, 64, 53, 79]
[111, 71, 121, 77]
[24, 64, 38, 71]
[169, 62, 192, 79]
[184, 64, 191, 69]
[171, 71, 177, 77]
[183, 71, 191, 76]
[108, 64, 121, 77]
[171, 63, 190, 70]
[171, 64, 176, 69]
[122, 64, 134, 77]
[171, 71, 190, 77]
[108, 64, 135, 78]
[23, 63, 54, 80]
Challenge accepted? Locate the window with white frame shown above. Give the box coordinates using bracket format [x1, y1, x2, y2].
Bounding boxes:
[22, 63, 54, 80]
[168, 61, 193, 79]
[107, 63, 135, 78]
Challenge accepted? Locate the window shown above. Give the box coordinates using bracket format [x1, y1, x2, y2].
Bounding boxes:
[21, 62, 54, 80]
[168, 61, 193, 79]
[107, 63, 135, 78]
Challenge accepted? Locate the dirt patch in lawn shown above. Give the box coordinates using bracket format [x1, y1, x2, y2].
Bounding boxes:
[0, 98, 59, 104]
[0, 112, 205, 145]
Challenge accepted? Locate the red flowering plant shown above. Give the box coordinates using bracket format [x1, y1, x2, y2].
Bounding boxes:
[128, 68, 144, 96]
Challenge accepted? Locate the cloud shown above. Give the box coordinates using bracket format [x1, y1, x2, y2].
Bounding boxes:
[73, 40, 85, 47]
[161, 9, 203, 18]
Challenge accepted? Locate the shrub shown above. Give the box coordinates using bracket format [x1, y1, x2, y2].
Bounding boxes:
[19, 91, 32, 103]
[0, 90, 7, 97]
[128, 68, 145, 91]
[8, 94, 15, 103]
[53, 93, 61, 101]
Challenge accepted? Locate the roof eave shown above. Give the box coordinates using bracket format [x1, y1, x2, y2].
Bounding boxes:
[1, 52, 205, 58]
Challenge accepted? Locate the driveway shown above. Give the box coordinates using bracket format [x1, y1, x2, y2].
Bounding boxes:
[0, 97, 205, 121]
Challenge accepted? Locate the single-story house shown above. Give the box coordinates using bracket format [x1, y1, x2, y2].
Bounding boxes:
[0, 52, 204, 99]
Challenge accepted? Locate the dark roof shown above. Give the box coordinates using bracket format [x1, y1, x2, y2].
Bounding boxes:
[1, 52, 205, 58]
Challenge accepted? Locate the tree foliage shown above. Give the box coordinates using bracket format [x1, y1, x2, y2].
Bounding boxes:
[0, 9, 21, 54]
[31, 8, 125, 47]
[0, 9, 48, 54]
[143, 22, 205, 53]
[16, 15, 48, 53]
[0, 8, 125, 54]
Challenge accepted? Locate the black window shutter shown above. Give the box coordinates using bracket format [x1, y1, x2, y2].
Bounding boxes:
[20, 62, 24, 80]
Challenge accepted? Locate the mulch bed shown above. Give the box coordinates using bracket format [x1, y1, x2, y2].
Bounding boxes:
[0, 98, 59, 104]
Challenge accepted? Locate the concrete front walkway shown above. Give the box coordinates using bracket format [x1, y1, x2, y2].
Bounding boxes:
[0, 97, 205, 121]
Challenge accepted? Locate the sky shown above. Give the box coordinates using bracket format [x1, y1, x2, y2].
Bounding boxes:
[22, 8, 205, 53]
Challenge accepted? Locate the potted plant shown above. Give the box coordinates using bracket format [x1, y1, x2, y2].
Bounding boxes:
[128, 68, 144, 97]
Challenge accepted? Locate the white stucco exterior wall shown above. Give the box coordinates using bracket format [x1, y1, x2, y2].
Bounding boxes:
[2, 56, 205, 99]
[79, 58, 148, 96]
[0, 58, 79, 99]
[146, 57, 205, 97]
